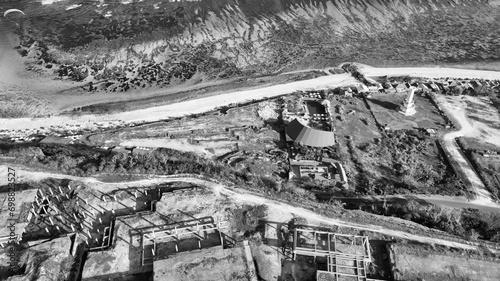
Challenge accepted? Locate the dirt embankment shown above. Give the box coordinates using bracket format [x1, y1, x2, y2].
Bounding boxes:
[388, 243, 500, 281]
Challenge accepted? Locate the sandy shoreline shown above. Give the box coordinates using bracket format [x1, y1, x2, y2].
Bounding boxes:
[1, 66, 500, 134]
[0, 73, 358, 131]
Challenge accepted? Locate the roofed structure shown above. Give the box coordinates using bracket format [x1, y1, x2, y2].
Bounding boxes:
[286, 119, 335, 148]
[356, 84, 369, 93]
[395, 83, 407, 92]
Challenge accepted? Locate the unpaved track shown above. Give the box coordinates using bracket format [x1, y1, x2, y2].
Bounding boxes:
[3, 165, 498, 254]
[0, 74, 358, 132]
[436, 95, 500, 206]
[2, 66, 500, 135]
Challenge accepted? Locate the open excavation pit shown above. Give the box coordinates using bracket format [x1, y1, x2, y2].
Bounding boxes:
[292, 228, 378, 281]
[80, 182, 247, 280]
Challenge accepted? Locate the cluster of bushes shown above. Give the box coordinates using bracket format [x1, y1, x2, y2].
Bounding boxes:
[456, 137, 500, 200]
[342, 63, 381, 87]
[356, 130, 468, 196]
[232, 205, 267, 236]
[57, 65, 89, 81]
[0, 142, 282, 191]
[353, 199, 500, 243]
[0, 141, 319, 201]
[489, 91, 500, 113]
[341, 63, 369, 84]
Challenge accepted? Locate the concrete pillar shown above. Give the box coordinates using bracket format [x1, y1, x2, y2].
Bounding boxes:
[99, 218, 103, 224]
[102, 196, 107, 203]
[58, 186, 63, 193]
[45, 228, 50, 234]
[71, 224, 75, 232]
[49, 188, 54, 195]
[49, 217, 54, 225]
[134, 191, 138, 198]
[113, 195, 117, 201]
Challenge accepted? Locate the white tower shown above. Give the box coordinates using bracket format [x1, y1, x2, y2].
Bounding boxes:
[399, 88, 417, 116]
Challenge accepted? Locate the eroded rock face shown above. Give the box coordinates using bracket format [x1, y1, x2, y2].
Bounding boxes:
[16, 0, 500, 85]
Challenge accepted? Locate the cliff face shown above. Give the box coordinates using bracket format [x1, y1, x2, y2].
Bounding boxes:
[15, 0, 500, 87]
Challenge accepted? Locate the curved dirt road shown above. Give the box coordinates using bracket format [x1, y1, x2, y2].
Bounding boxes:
[2, 66, 500, 136]
[0, 73, 358, 132]
[3, 165, 498, 254]
[436, 95, 499, 206]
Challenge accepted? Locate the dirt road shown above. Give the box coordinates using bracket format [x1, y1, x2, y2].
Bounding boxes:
[3, 165, 498, 254]
[436, 95, 500, 206]
[0, 73, 358, 133]
[2, 65, 500, 136]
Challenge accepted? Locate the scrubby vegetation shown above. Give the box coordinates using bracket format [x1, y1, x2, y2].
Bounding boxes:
[348, 199, 500, 243]
[232, 205, 267, 237]
[341, 63, 374, 86]
[353, 130, 467, 196]
[3, 140, 498, 247]
[0, 142, 279, 190]
[457, 137, 500, 200]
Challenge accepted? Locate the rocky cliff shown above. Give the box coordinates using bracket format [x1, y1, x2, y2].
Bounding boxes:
[12, 0, 500, 90]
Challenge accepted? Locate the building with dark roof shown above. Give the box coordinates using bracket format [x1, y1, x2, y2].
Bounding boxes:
[286, 119, 335, 148]
[395, 83, 407, 92]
